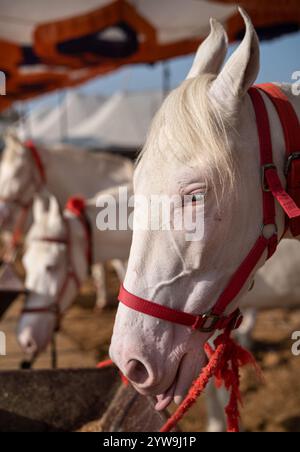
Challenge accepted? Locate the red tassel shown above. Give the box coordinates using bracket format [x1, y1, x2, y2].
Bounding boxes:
[96, 334, 262, 433]
[96, 359, 129, 385]
[160, 332, 261, 433]
[65, 196, 86, 217]
[96, 359, 113, 369]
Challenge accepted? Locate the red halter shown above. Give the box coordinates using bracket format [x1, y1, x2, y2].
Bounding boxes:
[24, 140, 46, 186]
[22, 197, 92, 330]
[118, 84, 300, 432]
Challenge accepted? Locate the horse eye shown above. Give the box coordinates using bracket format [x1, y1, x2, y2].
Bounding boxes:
[182, 191, 206, 207]
[191, 193, 204, 203]
[45, 264, 56, 272]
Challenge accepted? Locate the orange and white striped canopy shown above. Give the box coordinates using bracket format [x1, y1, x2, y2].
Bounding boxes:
[0, 0, 299, 110]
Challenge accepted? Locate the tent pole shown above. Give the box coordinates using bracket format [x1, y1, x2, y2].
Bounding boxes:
[162, 62, 171, 98]
[26, 103, 33, 140]
[64, 90, 68, 141]
[18, 102, 30, 140]
[58, 90, 68, 141]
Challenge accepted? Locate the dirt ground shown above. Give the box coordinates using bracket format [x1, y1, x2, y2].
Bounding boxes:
[1, 265, 300, 432]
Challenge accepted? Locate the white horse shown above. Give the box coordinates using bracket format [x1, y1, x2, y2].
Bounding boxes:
[0, 133, 133, 307]
[109, 8, 300, 417]
[18, 189, 132, 358]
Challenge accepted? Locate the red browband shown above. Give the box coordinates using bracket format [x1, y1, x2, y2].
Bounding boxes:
[118, 84, 300, 334]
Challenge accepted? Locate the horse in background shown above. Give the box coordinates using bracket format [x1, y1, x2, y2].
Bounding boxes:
[18, 188, 132, 359]
[0, 132, 134, 308]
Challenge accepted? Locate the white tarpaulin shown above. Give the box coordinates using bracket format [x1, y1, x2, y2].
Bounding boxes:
[67, 90, 163, 149]
[16, 91, 105, 142]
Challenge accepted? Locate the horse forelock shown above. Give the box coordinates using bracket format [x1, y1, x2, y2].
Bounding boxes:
[137, 74, 236, 197]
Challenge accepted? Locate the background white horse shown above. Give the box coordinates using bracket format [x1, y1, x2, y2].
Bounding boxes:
[109, 8, 300, 416]
[207, 238, 300, 432]
[18, 189, 132, 358]
[0, 132, 133, 308]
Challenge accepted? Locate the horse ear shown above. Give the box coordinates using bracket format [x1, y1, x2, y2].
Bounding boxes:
[3, 130, 22, 151]
[33, 196, 46, 222]
[186, 18, 228, 79]
[209, 8, 260, 111]
[48, 195, 61, 223]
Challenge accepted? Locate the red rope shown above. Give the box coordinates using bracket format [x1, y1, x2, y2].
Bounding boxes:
[2, 206, 30, 263]
[96, 359, 113, 369]
[96, 333, 261, 433]
[96, 359, 129, 385]
[160, 332, 261, 433]
[11, 206, 30, 249]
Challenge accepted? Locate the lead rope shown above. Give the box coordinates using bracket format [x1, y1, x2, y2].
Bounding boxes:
[11, 206, 29, 250]
[160, 330, 262, 433]
[97, 359, 129, 385]
[2, 205, 30, 264]
[97, 332, 261, 433]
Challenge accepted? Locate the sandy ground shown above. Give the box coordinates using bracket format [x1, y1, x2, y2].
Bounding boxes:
[1, 266, 300, 432]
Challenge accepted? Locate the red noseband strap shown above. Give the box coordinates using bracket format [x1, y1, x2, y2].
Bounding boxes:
[119, 284, 243, 333]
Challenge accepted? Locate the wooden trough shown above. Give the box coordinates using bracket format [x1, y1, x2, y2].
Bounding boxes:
[0, 367, 173, 432]
[0, 262, 25, 318]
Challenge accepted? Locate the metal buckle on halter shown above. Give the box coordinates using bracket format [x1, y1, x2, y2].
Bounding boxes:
[192, 309, 243, 333]
[193, 310, 220, 333]
[285, 152, 300, 176]
[261, 164, 277, 192]
[228, 309, 244, 331]
[261, 222, 278, 237]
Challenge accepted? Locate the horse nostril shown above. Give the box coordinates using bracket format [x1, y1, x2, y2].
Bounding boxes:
[125, 359, 150, 385]
[23, 338, 37, 355]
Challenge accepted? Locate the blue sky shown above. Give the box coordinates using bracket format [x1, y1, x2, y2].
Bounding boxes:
[23, 30, 300, 112]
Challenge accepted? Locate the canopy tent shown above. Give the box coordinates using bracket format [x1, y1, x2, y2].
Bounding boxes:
[16, 103, 53, 139]
[16, 91, 105, 142]
[1, 0, 299, 110]
[67, 90, 163, 149]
